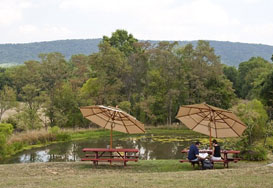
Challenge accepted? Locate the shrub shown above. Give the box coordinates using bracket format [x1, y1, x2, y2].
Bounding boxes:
[240, 145, 268, 161]
[0, 133, 7, 159]
[10, 142, 24, 152]
[0, 123, 13, 135]
[265, 137, 273, 152]
[56, 132, 71, 141]
[49, 126, 61, 135]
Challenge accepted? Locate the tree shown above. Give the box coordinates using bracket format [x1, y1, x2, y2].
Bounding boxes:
[178, 41, 235, 109]
[53, 82, 83, 128]
[238, 57, 272, 99]
[39, 52, 69, 127]
[0, 86, 17, 122]
[223, 66, 239, 95]
[233, 99, 268, 146]
[144, 42, 182, 125]
[17, 84, 45, 130]
[204, 75, 236, 109]
[68, 54, 91, 89]
[260, 70, 273, 108]
[81, 42, 128, 106]
[102, 29, 139, 56]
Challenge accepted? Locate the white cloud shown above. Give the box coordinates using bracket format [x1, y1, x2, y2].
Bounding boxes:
[0, 0, 272, 45]
[0, 0, 32, 25]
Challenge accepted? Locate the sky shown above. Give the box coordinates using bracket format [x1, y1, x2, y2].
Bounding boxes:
[0, 0, 273, 45]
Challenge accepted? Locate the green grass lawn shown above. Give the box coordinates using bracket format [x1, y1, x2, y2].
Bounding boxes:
[0, 160, 272, 188]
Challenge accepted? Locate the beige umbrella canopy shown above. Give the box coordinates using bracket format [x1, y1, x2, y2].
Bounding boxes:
[80, 105, 145, 149]
[175, 103, 246, 148]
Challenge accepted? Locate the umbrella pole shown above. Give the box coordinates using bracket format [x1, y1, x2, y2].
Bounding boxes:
[209, 110, 212, 150]
[110, 126, 113, 149]
[209, 128, 212, 149]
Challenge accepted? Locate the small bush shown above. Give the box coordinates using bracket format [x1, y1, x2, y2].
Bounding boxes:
[240, 145, 268, 161]
[49, 126, 61, 135]
[0, 133, 7, 159]
[10, 142, 24, 152]
[56, 132, 71, 141]
[265, 137, 273, 152]
[0, 123, 13, 135]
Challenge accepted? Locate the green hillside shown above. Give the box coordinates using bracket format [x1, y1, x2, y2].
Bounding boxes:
[0, 39, 272, 66]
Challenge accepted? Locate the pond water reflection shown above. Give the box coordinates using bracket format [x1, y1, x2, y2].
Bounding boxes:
[1, 134, 209, 164]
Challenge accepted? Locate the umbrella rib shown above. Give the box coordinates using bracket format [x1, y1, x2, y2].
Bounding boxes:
[117, 112, 129, 133]
[98, 108, 114, 128]
[177, 110, 209, 118]
[83, 110, 112, 119]
[212, 110, 218, 138]
[191, 112, 211, 130]
[217, 111, 246, 127]
[120, 113, 145, 133]
[215, 112, 241, 137]
[93, 107, 113, 128]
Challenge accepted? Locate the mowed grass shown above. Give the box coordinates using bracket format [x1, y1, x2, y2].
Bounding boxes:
[0, 160, 272, 188]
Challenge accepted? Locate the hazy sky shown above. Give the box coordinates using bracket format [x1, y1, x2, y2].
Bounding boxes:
[0, 0, 272, 45]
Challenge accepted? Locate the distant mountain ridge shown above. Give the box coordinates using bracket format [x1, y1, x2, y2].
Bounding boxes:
[0, 39, 272, 67]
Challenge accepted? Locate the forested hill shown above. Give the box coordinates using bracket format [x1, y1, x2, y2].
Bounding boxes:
[0, 39, 272, 66]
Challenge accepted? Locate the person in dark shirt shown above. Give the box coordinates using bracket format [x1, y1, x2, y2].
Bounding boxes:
[188, 141, 206, 161]
[211, 139, 222, 160]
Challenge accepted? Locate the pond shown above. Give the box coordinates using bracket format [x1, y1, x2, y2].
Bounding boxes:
[1, 132, 214, 164]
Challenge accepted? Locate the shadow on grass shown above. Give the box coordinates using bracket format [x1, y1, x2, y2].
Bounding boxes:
[77, 160, 198, 173]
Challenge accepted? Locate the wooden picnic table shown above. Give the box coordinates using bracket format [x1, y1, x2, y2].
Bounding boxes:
[81, 148, 139, 166]
[180, 149, 240, 168]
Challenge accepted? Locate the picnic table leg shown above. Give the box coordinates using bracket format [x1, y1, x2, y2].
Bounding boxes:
[124, 152, 127, 166]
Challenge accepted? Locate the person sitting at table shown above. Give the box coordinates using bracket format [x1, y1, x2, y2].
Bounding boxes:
[188, 141, 206, 163]
[210, 139, 222, 160]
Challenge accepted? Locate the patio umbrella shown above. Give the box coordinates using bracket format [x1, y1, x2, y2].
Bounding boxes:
[175, 103, 246, 149]
[80, 105, 145, 149]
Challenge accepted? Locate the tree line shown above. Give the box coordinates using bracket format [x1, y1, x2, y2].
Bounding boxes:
[0, 30, 272, 130]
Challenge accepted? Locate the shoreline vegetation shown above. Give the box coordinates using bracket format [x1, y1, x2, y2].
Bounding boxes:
[2, 125, 272, 160]
[4, 125, 200, 158]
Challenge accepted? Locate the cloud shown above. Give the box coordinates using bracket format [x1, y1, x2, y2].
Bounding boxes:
[0, 0, 272, 45]
[0, 0, 32, 25]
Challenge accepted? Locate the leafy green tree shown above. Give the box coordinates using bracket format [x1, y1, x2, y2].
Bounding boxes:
[18, 84, 44, 129]
[233, 99, 268, 145]
[102, 29, 139, 56]
[68, 54, 91, 89]
[0, 67, 12, 90]
[238, 57, 272, 99]
[0, 86, 17, 122]
[39, 52, 69, 127]
[6, 61, 42, 99]
[204, 75, 236, 109]
[144, 42, 182, 125]
[260, 70, 273, 108]
[223, 66, 239, 95]
[53, 82, 83, 128]
[82, 42, 128, 106]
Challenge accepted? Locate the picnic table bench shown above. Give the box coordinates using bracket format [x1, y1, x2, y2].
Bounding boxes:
[180, 150, 240, 168]
[81, 148, 139, 166]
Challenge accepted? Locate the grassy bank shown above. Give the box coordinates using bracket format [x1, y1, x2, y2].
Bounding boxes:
[0, 160, 272, 188]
